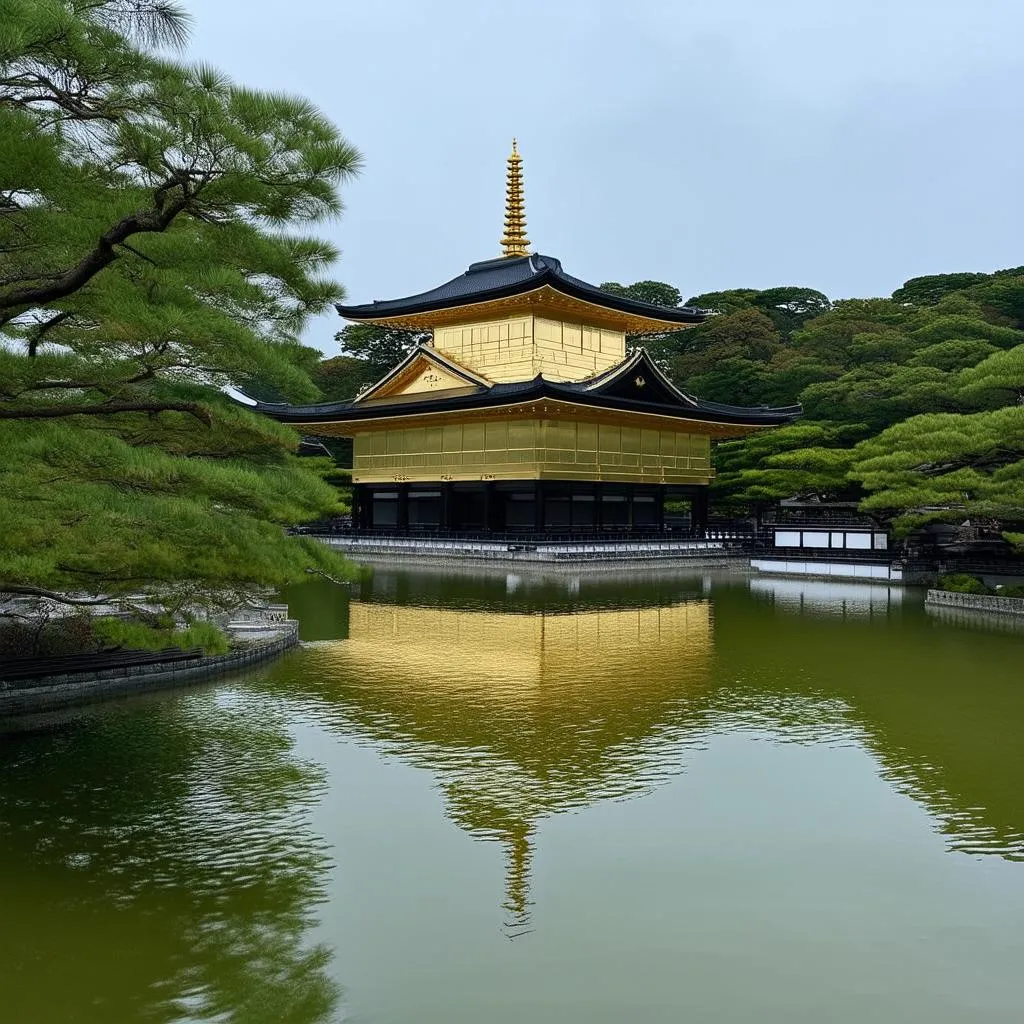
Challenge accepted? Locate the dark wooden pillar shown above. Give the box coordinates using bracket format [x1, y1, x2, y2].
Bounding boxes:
[483, 481, 496, 533]
[626, 484, 635, 532]
[441, 482, 454, 533]
[595, 481, 604, 531]
[533, 480, 544, 532]
[396, 483, 409, 533]
[349, 484, 360, 531]
[356, 484, 371, 529]
[693, 487, 709, 536]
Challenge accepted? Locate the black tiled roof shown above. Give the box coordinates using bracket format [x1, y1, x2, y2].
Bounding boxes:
[253, 350, 800, 428]
[336, 254, 710, 326]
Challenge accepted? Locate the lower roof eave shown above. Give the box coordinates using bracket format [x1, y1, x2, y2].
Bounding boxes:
[263, 395, 798, 438]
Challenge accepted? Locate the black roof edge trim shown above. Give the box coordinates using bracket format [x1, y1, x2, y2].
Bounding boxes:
[336, 264, 710, 327]
[250, 380, 802, 427]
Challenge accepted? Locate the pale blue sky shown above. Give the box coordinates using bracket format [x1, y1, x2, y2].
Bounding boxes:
[186, 0, 1024, 354]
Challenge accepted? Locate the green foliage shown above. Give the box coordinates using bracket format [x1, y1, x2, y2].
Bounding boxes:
[957, 346, 1024, 407]
[713, 423, 866, 507]
[909, 314, 1022, 348]
[850, 408, 1024, 529]
[1003, 532, 1024, 554]
[754, 287, 831, 337]
[670, 308, 782, 404]
[1, 409, 353, 594]
[847, 330, 920, 365]
[685, 289, 760, 315]
[996, 583, 1024, 598]
[0, 607, 229, 655]
[92, 616, 229, 654]
[600, 280, 682, 308]
[314, 354, 379, 401]
[910, 339, 998, 371]
[800, 364, 961, 430]
[968, 270, 1024, 327]
[598, 280, 684, 358]
[682, 286, 830, 340]
[333, 323, 428, 378]
[893, 274, 991, 306]
[673, 265, 1024, 529]
[938, 574, 991, 595]
[0, 0, 361, 643]
[889, 269, 1024, 328]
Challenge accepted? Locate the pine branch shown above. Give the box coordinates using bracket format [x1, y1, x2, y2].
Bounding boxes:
[117, 241, 159, 267]
[27, 310, 73, 358]
[0, 401, 213, 425]
[0, 195, 190, 321]
[0, 586, 111, 606]
[304, 567, 350, 587]
[25, 365, 157, 391]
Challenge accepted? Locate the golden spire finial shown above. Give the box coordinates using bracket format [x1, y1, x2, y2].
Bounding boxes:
[500, 138, 531, 258]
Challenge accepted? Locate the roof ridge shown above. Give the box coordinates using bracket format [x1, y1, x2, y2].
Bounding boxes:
[335, 255, 709, 330]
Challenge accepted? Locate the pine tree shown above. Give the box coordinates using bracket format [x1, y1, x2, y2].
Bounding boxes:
[850, 408, 1024, 530]
[0, 0, 362, 648]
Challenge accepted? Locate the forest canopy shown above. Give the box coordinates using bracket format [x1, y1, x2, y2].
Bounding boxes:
[680, 269, 1024, 532]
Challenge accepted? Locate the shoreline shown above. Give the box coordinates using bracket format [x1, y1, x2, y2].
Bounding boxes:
[0, 621, 299, 723]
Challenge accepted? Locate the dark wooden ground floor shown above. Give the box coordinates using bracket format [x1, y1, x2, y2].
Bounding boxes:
[351, 481, 710, 534]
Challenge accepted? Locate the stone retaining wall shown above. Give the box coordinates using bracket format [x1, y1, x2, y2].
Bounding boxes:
[0, 621, 299, 718]
[924, 590, 1024, 617]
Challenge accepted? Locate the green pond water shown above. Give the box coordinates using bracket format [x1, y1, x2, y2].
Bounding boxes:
[2, 567, 1024, 1023]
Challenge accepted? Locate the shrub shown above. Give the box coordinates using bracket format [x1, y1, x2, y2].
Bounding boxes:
[996, 583, 1024, 599]
[938, 573, 991, 594]
[0, 612, 228, 658]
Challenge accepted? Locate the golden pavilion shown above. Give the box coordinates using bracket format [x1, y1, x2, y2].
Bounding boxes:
[258, 142, 800, 533]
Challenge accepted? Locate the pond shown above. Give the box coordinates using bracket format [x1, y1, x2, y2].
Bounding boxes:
[2, 567, 1023, 1023]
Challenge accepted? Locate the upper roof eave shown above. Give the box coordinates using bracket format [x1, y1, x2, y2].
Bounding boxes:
[335, 254, 710, 329]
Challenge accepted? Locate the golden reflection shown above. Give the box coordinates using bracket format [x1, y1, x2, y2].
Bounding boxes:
[341, 600, 711, 694]
[307, 599, 712, 934]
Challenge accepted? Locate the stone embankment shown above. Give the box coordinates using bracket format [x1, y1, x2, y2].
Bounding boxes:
[0, 607, 298, 719]
[924, 589, 1024, 617]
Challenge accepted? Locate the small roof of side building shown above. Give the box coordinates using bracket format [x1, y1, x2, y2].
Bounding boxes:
[335, 254, 712, 334]
[252, 348, 802, 439]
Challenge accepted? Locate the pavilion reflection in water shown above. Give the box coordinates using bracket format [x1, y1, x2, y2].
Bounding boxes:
[281, 569, 1024, 937]
[308, 597, 713, 935]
